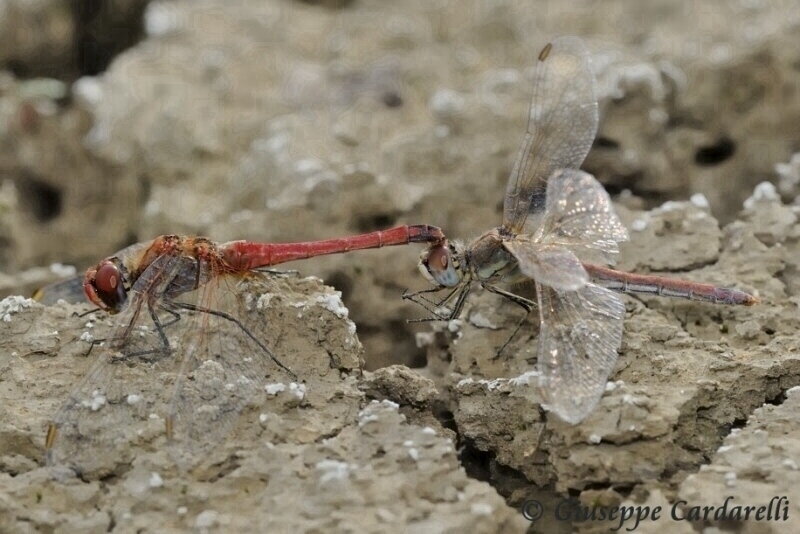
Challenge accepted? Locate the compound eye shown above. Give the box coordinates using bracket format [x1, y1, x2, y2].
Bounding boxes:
[92, 262, 127, 310]
[425, 244, 450, 272]
[422, 244, 461, 288]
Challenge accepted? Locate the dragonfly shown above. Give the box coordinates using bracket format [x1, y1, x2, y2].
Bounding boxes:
[44, 224, 444, 472]
[404, 36, 758, 425]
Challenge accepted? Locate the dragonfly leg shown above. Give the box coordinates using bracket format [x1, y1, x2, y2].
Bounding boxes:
[402, 286, 462, 323]
[76, 307, 100, 318]
[403, 285, 467, 322]
[482, 285, 536, 359]
[83, 338, 103, 357]
[159, 306, 182, 329]
[83, 301, 177, 360]
[109, 300, 177, 363]
[72, 306, 106, 357]
[172, 302, 297, 380]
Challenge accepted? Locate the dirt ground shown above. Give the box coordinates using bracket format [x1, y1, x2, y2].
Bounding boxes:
[1, 1, 799, 533]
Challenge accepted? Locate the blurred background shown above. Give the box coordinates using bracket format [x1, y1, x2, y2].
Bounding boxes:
[1, 0, 798, 369]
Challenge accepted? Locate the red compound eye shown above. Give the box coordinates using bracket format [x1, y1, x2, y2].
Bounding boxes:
[87, 262, 127, 311]
[95, 263, 119, 295]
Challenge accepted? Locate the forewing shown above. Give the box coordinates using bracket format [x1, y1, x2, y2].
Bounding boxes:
[535, 282, 625, 424]
[48, 252, 358, 475]
[530, 168, 628, 264]
[163, 270, 294, 469]
[503, 36, 599, 233]
[32, 276, 86, 305]
[46, 343, 176, 478]
[47, 254, 192, 477]
[162, 269, 365, 469]
[504, 240, 587, 291]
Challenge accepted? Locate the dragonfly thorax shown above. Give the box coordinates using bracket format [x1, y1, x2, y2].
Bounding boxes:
[466, 229, 518, 283]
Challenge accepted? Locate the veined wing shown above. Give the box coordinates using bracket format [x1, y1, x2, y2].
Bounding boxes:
[47, 247, 301, 475]
[503, 241, 588, 291]
[163, 270, 294, 469]
[32, 276, 86, 305]
[503, 36, 599, 234]
[535, 281, 625, 424]
[502, 168, 627, 291]
[46, 253, 194, 476]
[530, 168, 628, 264]
[45, 338, 190, 479]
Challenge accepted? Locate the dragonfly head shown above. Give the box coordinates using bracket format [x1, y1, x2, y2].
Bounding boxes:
[418, 240, 464, 288]
[84, 258, 129, 313]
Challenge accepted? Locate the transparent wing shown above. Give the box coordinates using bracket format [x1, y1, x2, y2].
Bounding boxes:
[503, 241, 587, 291]
[501, 169, 627, 294]
[46, 256, 294, 476]
[530, 168, 628, 264]
[535, 281, 625, 424]
[46, 343, 175, 479]
[163, 271, 293, 469]
[32, 276, 86, 305]
[503, 36, 599, 233]
[47, 254, 191, 476]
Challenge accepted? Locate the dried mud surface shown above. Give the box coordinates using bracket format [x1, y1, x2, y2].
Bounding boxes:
[1, 0, 800, 533]
[1, 277, 524, 533]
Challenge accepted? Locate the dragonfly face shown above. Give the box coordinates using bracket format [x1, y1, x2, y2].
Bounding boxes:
[418, 241, 464, 288]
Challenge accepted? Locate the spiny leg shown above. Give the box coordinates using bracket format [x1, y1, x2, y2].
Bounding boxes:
[84, 303, 181, 360]
[402, 286, 461, 318]
[405, 284, 472, 323]
[112, 300, 177, 362]
[159, 306, 182, 329]
[402, 286, 447, 319]
[46, 300, 178, 456]
[482, 284, 536, 358]
[77, 307, 106, 357]
[76, 307, 100, 318]
[172, 302, 297, 380]
[403, 285, 461, 308]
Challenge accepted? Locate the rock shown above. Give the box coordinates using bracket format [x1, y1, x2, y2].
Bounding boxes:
[0, 274, 523, 533]
[2, 0, 799, 531]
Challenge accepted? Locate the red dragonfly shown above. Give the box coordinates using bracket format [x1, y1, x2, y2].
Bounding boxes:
[406, 36, 757, 424]
[44, 224, 443, 472]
